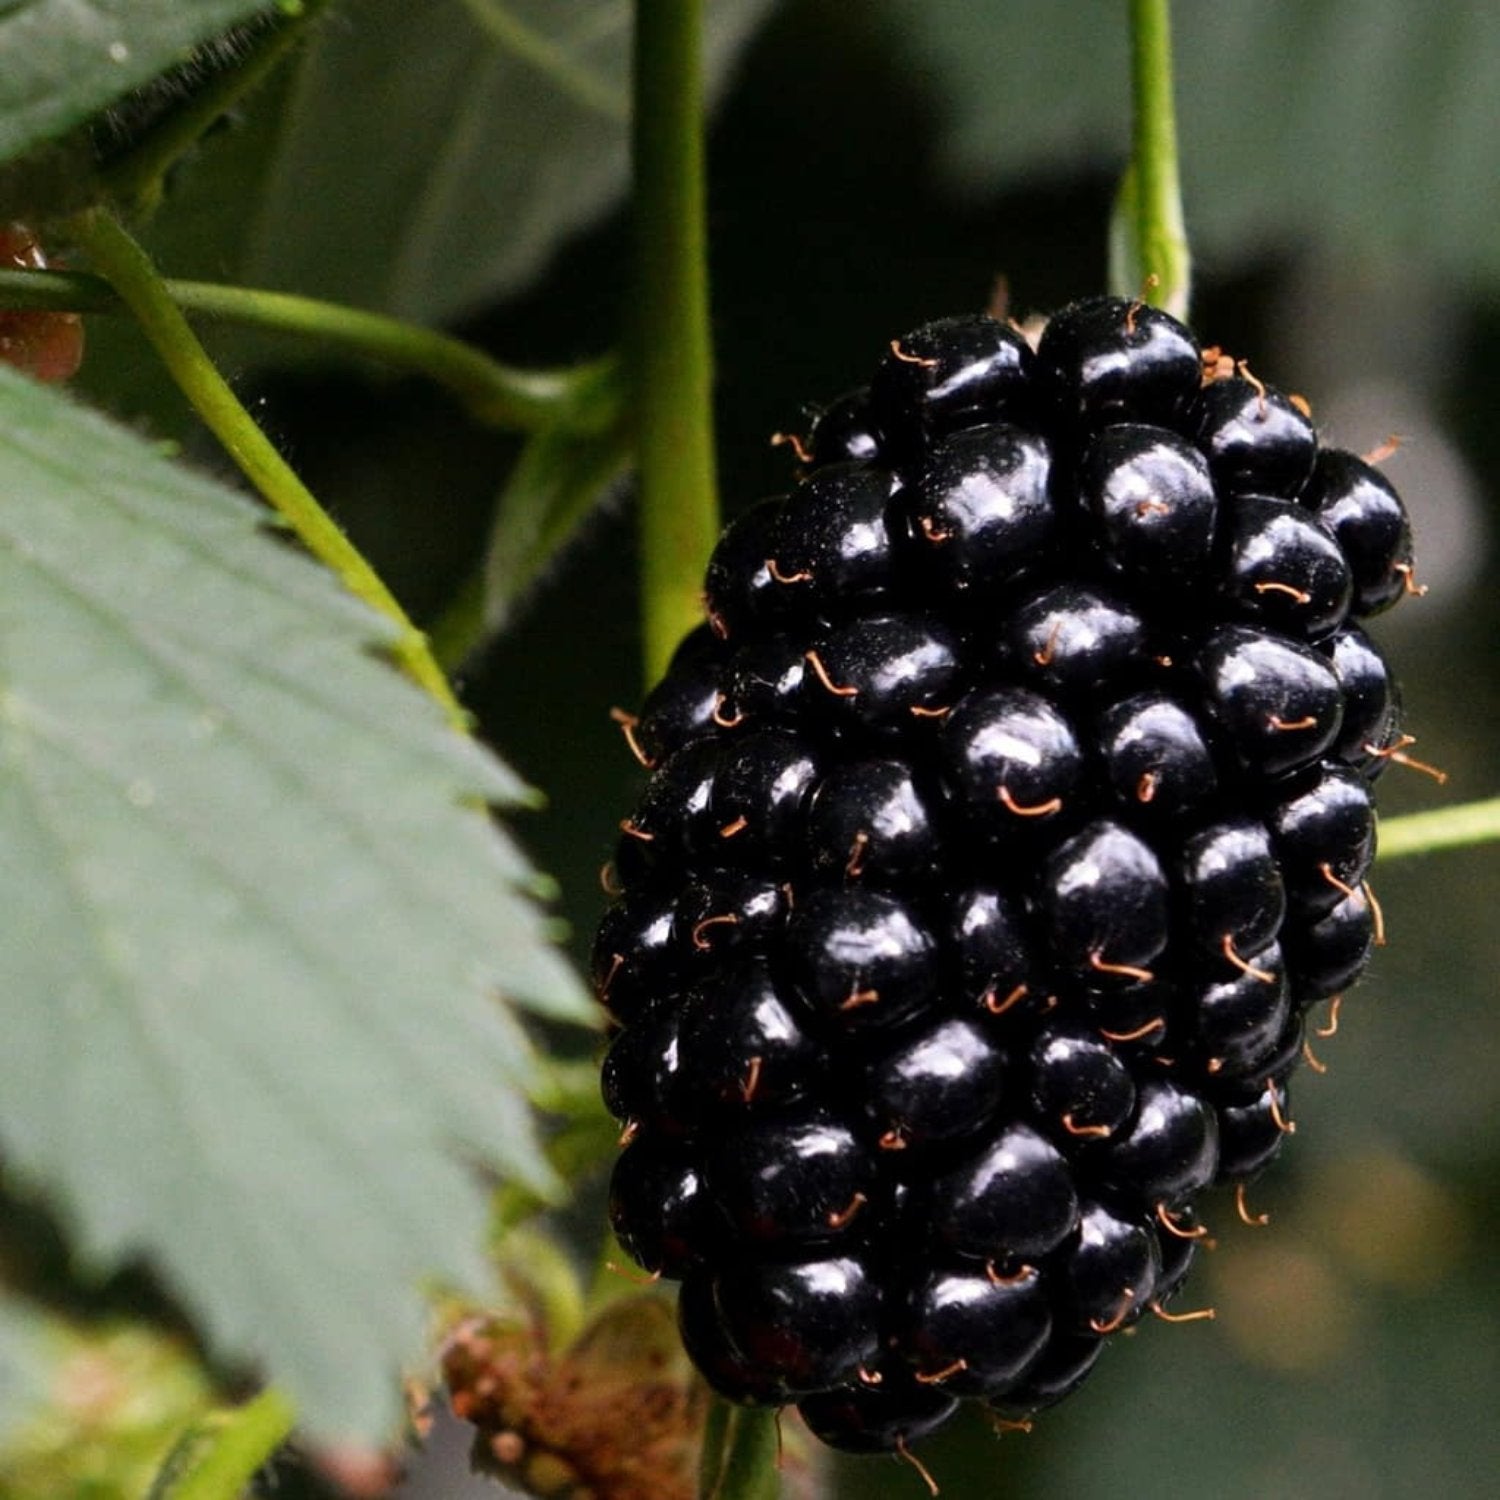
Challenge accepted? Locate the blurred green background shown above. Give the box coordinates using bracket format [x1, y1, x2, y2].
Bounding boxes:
[45, 1, 1500, 1495]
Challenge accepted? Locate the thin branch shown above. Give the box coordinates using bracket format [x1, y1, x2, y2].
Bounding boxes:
[0, 266, 595, 431]
[631, 0, 719, 685]
[1377, 798, 1500, 862]
[69, 208, 466, 728]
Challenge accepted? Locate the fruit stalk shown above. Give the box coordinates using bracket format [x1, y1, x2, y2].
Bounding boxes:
[697, 1400, 779, 1500]
[631, 0, 721, 686]
[1116, 0, 1191, 317]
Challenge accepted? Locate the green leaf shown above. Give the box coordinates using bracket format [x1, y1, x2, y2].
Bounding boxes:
[482, 357, 632, 638]
[875, 0, 1500, 289]
[0, 366, 591, 1440]
[0, 0, 282, 168]
[219, 0, 779, 321]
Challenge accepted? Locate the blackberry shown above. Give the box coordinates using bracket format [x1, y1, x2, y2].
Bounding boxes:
[597, 294, 1417, 1455]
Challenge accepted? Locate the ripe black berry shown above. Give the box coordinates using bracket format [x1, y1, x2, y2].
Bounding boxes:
[798, 1365, 958, 1453]
[1036, 295, 1201, 427]
[1094, 1077, 1220, 1207]
[1193, 375, 1317, 499]
[704, 1107, 877, 1246]
[597, 295, 1418, 1456]
[1026, 1024, 1138, 1141]
[1082, 423, 1217, 586]
[864, 1015, 1009, 1151]
[928, 1123, 1079, 1259]
[1042, 820, 1170, 974]
[785, 887, 938, 1030]
[871, 314, 1035, 458]
[802, 613, 962, 734]
[999, 582, 1150, 700]
[1176, 817, 1286, 961]
[1176, 951, 1291, 1083]
[806, 758, 939, 886]
[768, 464, 902, 616]
[905, 424, 1056, 594]
[1303, 449, 1415, 615]
[1096, 690, 1218, 823]
[902, 1263, 1052, 1398]
[1055, 1200, 1162, 1332]
[805, 388, 881, 469]
[609, 1140, 711, 1277]
[1197, 625, 1344, 776]
[1219, 495, 1353, 640]
[712, 1255, 882, 1393]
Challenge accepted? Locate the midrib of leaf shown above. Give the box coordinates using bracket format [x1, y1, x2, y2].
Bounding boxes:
[459, 0, 627, 119]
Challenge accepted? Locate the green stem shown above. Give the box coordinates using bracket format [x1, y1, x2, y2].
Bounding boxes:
[1376, 798, 1500, 862]
[698, 1400, 779, 1500]
[0, 266, 594, 431]
[146, 1388, 296, 1500]
[102, 1, 336, 213]
[1114, 0, 1191, 317]
[69, 208, 466, 728]
[631, 0, 719, 686]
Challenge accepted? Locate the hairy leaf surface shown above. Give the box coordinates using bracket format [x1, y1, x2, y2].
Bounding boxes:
[0, 0, 281, 165]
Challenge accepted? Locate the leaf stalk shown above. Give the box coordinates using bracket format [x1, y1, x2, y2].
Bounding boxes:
[0, 266, 597, 431]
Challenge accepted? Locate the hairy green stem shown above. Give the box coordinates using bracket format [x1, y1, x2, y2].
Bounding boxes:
[70, 208, 466, 727]
[1377, 798, 1500, 862]
[102, 1, 335, 213]
[631, 0, 719, 686]
[0, 266, 598, 430]
[1113, 0, 1191, 317]
[146, 1388, 295, 1500]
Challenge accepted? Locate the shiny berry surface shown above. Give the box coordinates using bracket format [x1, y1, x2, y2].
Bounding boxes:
[1037, 295, 1201, 428]
[1304, 449, 1415, 615]
[1194, 375, 1317, 499]
[871, 314, 1035, 458]
[905, 424, 1056, 594]
[595, 295, 1417, 1454]
[1082, 423, 1217, 585]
